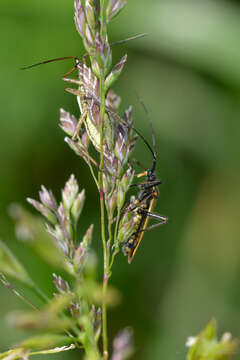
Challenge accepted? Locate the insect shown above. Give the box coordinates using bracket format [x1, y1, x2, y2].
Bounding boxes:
[22, 55, 114, 153]
[122, 101, 168, 263]
[21, 33, 147, 149]
[62, 57, 114, 152]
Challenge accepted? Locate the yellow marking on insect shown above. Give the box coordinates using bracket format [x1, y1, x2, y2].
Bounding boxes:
[136, 171, 147, 178]
[127, 194, 157, 264]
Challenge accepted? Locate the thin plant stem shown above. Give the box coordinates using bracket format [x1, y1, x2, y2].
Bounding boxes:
[107, 214, 114, 273]
[113, 206, 121, 248]
[98, 0, 110, 341]
[1, 275, 83, 349]
[98, 9, 109, 359]
[0, 274, 40, 311]
[98, 67, 109, 358]
[108, 215, 113, 248]
[102, 277, 108, 360]
[109, 208, 121, 271]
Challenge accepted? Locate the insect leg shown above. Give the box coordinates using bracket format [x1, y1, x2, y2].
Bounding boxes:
[110, 33, 147, 46]
[125, 190, 158, 220]
[72, 110, 88, 140]
[62, 77, 81, 86]
[130, 180, 162, 188]
[137, 212, 168, 233]
[145, 212, 168, 222]
[76, 145, 99, 169]
[65, 88, 100, 106]
[131, 158, 147, 171]
[62, 80, 128, 130]
[62, 56, 83, 77]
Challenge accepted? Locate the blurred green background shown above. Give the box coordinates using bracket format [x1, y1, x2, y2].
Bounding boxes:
[1, 0, 240, 359]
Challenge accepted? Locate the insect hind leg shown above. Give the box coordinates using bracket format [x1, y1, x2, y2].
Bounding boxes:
[72, 110, 87, 141]
[130, 180, 162, 189]
[137, 211, 168, 234]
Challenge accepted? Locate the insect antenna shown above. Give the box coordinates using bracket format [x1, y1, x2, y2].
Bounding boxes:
[131, 126, 155, 162]
[136, 95, 157, 172]
[20, 34, 147, 70]
[20, 56, 78, 70]
[131, 158, 147, 171]
[110, 33, 148, 46]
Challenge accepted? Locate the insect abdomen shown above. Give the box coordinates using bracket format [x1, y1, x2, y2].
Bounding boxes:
[123, 195, 157, 263]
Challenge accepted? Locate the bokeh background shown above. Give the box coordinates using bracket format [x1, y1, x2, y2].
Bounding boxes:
[1, 0, 240, 359]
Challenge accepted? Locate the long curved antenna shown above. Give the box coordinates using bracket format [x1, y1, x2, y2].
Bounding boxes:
[21, 55, 157, 171]
[136, 95, 156, 158]
[111, 33, 148, 46]
[21, 34, 147, 70]
[131, 125, 155, 161]
[135, 94, 157, 172]
[102, 103, 156, 160]
[20, 56, 78, 70]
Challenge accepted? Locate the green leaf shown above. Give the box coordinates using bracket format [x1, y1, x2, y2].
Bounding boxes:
[18, 334, 75, 351]
[186, 319, 238, 360]
[0, 348, 27, 360]
[29, 344, 75, 356]
[0, 239, 33, 287]
[7, 309, 73, 332]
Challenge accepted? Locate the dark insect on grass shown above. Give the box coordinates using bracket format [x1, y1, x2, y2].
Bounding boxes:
[122, 100, 168, 263]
